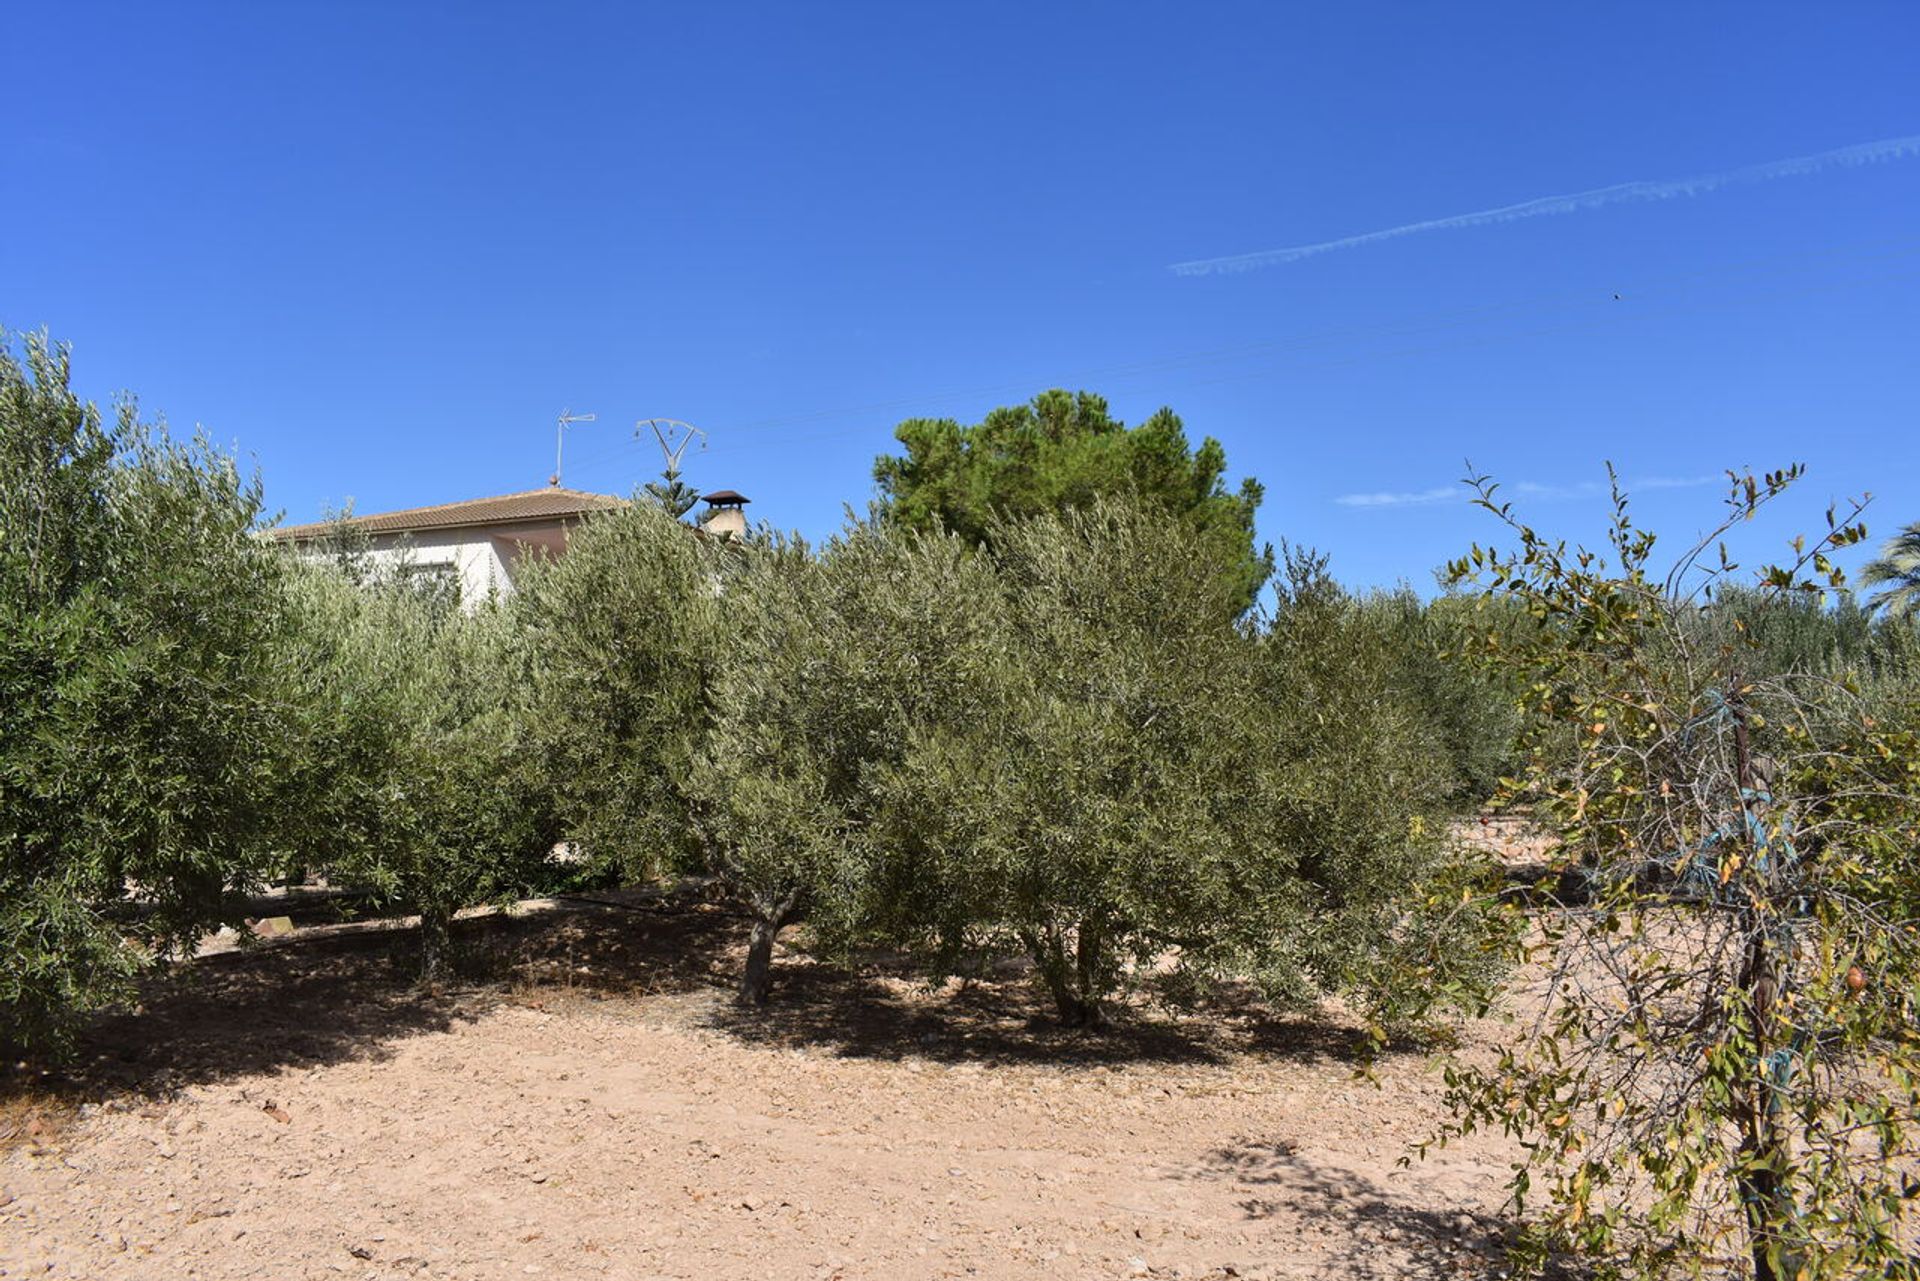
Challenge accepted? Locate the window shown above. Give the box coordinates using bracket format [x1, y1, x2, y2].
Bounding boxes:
[398, 561, 461, 608]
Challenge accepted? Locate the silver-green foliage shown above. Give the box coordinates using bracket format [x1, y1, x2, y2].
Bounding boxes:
[520, 501, 723, 883]
[278, 562, 555, 979]
[1253, 550, 1512, 1032]
[688, 518, 1008, 1003]
[911, 499, 1301, 1025]
[719, 501, 1493, 1028]
[526, 494, 1497, 1025]
[1358, 587, 1530, 807]
[1, 331, 290, 1052]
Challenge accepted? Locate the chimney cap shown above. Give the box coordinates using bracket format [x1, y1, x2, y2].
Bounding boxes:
[701, 490, 750, 505]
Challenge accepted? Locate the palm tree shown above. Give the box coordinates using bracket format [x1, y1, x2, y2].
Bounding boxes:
[1862, 522, 1920, 618]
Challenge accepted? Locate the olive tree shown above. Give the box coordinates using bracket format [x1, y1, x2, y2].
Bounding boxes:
[526, 493, 1495, 1026]
[869, 502, 1494, 1029]
[519, 501, 723, 885]
[524, 501, 854, 1004]
[525, 501, 878, 1005]
[954, 499, 1281, 1025]
[688, 519, 1008, 1004]
[278, 564, 556, 981]
[1434, 467, 1920, 1280]
[1354, 587, 1529, 809]
[1252, 549, 1513, 1032]
[1, 330, 291, 1053]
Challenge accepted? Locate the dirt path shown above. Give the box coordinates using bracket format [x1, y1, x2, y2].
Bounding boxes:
[1, 907, 1520, 1281]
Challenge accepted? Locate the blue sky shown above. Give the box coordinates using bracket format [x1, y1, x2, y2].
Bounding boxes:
[6, 2, 1916, 592]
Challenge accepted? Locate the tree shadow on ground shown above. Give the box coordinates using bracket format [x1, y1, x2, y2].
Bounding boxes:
[17, 896, 1415, 1105]
[21, 898, 745, 1104]
[704, 949, 1393, 1071]
[1182, 1137, 1593, 1280]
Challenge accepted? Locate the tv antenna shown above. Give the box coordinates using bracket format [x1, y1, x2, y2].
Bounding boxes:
[551, 408, 597, 487]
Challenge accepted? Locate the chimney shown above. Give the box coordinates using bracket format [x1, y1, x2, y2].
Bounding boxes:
[699, 490, 750, 539]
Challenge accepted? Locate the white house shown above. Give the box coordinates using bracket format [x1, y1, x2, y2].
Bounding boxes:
[274, 486, 626, 605]
[275, 485, 754, 607]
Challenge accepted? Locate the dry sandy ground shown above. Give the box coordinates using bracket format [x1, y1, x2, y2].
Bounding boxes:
[1, 899, 1527, 1281]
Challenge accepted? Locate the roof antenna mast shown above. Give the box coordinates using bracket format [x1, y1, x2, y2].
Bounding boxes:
[552, 408, 597, 487]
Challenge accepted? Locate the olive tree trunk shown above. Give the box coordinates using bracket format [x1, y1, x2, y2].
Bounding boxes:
[738, 891, 801, 1007]
[418, 901, 454, 985]
[1024, 922, 1110, 1029]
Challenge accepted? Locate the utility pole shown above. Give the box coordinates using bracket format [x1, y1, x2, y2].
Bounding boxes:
[638, 418, 706, 518]
[551, 409, 597, 487]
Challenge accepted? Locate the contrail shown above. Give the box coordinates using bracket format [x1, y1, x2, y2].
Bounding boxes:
[1171, 133, 1920, 276]
[1335, 475, 1719, 510]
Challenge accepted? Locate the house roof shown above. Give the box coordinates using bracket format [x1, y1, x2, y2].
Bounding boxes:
[273, 487, 626, 541]
[701, 489, 750, 504]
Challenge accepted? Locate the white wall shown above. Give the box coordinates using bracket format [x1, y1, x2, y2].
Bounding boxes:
[333, 519, 573, 607]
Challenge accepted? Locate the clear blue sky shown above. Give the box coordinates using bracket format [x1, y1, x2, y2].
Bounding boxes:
[6, 2, 1916, 591]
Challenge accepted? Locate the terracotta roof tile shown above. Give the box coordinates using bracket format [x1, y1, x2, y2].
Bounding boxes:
[274, 487, 625, 540]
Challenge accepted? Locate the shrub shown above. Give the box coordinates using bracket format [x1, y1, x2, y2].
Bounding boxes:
[1435, 467, 1920, 1281]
